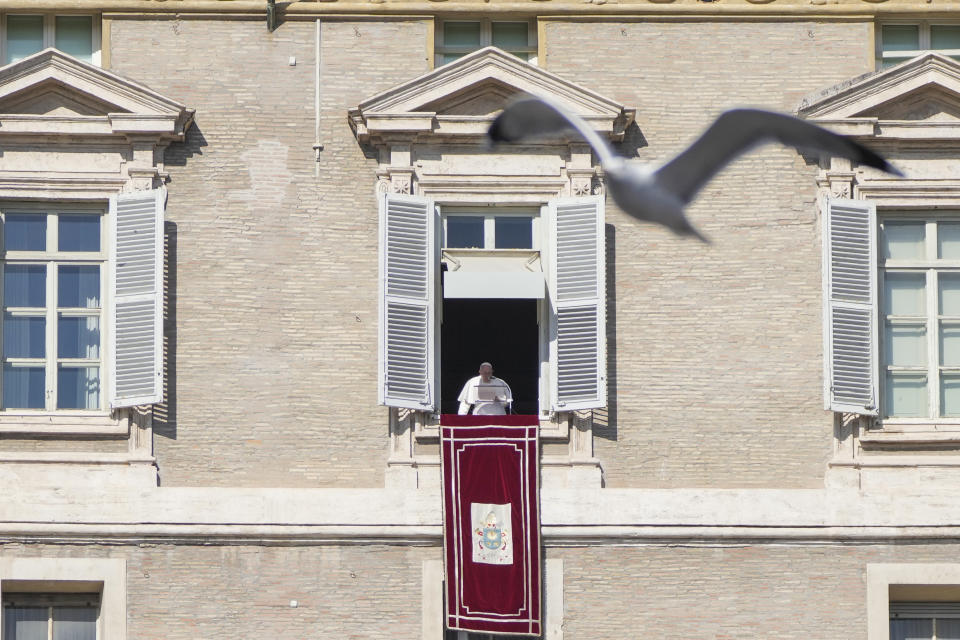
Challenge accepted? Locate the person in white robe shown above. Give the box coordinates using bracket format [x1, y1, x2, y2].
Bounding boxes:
[457, 362, 513, 415]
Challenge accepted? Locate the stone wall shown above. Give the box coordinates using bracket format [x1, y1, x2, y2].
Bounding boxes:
[544, 19, 873, 488]
[108, 16, 430, 488]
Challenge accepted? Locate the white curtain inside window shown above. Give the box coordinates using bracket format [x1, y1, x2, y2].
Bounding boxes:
[52, 606, 97, 640]
[890, 618, 933, 640]
[3, 607, 48, 640]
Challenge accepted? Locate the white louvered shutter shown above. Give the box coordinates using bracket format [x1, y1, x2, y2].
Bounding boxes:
[823, 197, 878, 415]
[378, 192, 437, 410]
[548, 196, 606, 411]
[110, 188, 164, 408]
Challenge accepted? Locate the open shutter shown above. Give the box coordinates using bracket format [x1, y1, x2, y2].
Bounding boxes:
[548, 195, 606, 411]
[110, 187, 165, 408]
[823, 197, 878, 415]
[378, 192, 437, 410]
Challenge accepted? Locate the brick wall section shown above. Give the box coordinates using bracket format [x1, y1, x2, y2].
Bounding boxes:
[3, 541, 960, 639]
[545, 20, 873, 488]
[108, 17, 429, 488]
[0, 542, 428, 639]
[558, 542, 959, 639]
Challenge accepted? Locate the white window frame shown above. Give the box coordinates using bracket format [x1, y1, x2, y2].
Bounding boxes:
[441, 207, 540, 250]
[879, 212, 960, 422]
[434, 18, 537, 67]
[1, 13, 101, 66]
[867, 564, 960, 640]
[0, 202, 109, 415]
[0, 557, 125, 640]
[877, 22, 960, 69]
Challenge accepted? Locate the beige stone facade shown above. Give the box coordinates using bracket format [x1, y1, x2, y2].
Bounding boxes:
[2, 1, 960, 639]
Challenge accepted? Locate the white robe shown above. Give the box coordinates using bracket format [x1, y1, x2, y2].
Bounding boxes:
[457, 376, 513, 415]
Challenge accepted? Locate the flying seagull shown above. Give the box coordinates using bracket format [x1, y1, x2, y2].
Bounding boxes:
[488, 97, 902, 242]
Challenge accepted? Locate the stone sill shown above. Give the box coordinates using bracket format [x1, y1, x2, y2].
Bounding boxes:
[0, 413, 127, 437]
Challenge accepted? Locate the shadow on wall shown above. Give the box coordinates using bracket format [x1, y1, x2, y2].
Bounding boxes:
[153, 221, 178, 441]
[614, 120, 647, 159]
[594, 223, 618, 442]
[164, 122, 208, 167]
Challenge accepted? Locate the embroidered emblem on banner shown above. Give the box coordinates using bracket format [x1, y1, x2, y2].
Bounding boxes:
[471, 502, 513, 565]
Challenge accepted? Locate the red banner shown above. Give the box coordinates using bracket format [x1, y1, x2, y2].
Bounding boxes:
[440, 415, 541, 636]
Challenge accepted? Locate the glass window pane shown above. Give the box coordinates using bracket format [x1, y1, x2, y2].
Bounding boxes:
[58, 215, 100, 252]
[491, 22, 528, 49]
[887, 323, 927, 367]
[883, 222, 925, 260]
[937, 618, 960, 640]
[943, 323, 960, 366]
[885, 272, 926, 316]
[4, 314, 45, 359]
[3, 364, 45, 409]
[446, 216, 484, 248]
[52, 606, 97, 640]
[882, 25, 921, 52]
[441, 54, 463, 65]
[932, 25, 960, 50]
[58, 266, 100, 308]
[940, 223, 960, 259]
[4, 214, 46, 251]
[494, 216, 532, 249]
[3, 606, 49, 640]
[443, 22, 481, 47]
[944, 374, 960, 416]
[886, 373, 928, 417]
[54, 16, 93, 63]
[58, 315, 100, 359]
[4, 265, 46, 308]
[942, 273, 960, 315]
[57, 365, 100, 410]
[6, 15, 44, 64]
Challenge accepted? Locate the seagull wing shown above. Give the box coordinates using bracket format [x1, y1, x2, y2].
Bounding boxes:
[488, 96, 618, 166]
[652, 108, 902, 205]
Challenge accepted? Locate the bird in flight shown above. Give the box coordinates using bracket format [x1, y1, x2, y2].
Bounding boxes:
[488, 96, 902, 242]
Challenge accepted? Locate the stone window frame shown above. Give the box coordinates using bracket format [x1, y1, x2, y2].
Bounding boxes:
[0, 557, 125, 640]
[867, 563, 960, 640]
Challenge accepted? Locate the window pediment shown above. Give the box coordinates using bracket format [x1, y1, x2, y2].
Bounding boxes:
[0, 48, 192, 140]
[800, 53, 960, 139]
[349, 47, 634, 144]
[0, 49, 193, 198]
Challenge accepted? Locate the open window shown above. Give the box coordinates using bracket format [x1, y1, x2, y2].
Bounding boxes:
[378, 193, 606, 416]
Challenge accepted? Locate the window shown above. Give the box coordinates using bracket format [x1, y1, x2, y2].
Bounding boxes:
[1, 206, 104, 411]
[2, 14, 99, 66]
[878, 23, 960, 69]
[379, 194, 605, 416]
[890, 603, 960, 640]
[443, 209, 537, 249]
[0, 190, 165, 417]
[880, 217, 960, 419]
[2, 593, 99, 640]
[435, 19, 536, 67]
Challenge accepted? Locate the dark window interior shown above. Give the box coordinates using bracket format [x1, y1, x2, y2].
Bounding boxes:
[440, 298, 539, 415]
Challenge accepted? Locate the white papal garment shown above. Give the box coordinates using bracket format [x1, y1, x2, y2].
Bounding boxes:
[457, 376, 513, 415]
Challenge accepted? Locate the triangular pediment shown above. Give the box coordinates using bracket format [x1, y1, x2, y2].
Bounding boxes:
[350, 47, 634, 142]
[0, 78, 128, 116]
[0, 48, 192, 138]
[800, 54, 960, 137]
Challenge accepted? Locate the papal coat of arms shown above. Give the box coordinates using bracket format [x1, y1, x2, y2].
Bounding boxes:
[471, 502, 513, 565]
